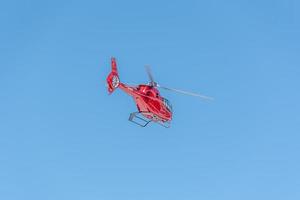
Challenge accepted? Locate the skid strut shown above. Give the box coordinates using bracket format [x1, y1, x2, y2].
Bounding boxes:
[129, 112, 151, 127]
[128, 112, 171, 128]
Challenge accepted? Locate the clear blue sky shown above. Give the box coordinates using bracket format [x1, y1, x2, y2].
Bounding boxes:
[1, 0, 300, 199]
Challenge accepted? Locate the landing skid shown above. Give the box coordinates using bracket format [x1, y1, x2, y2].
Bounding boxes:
[129, 112, 171, 128]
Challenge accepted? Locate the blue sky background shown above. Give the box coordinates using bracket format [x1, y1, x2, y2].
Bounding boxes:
[1, 0, 300, 199]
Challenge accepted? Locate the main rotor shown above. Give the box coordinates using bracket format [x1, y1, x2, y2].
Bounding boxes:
[145, 65, 214, 101]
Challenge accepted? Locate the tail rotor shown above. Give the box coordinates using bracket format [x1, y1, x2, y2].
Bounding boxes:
[106, 57, 120, 94]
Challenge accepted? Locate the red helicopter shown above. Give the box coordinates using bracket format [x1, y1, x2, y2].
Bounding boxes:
[106, 57, 213, 128]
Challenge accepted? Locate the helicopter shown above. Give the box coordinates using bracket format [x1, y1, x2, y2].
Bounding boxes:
[106, 57, 213, 128]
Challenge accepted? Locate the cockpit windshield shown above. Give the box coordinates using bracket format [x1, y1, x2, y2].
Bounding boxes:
[162, 98, 173, 112]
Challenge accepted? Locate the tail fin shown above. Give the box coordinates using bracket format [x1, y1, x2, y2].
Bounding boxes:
[106, 57, 120, 94]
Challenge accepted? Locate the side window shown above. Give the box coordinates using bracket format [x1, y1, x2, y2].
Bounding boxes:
[163, 98, 173, 112]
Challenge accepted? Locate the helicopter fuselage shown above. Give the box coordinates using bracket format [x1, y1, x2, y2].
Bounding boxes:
[118, 83, 172, 122]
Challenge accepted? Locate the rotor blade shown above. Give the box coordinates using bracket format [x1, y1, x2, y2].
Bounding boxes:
[158, 85, 214, 101]
[145, 65, 155, 84]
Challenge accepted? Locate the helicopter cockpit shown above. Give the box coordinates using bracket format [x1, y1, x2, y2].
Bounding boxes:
[162, 98, 173, 113]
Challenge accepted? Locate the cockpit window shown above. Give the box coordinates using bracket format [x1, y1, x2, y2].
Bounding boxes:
[162, 98, 173, 112]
